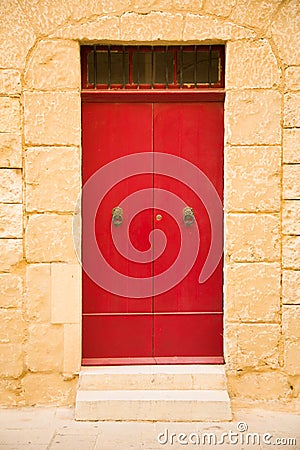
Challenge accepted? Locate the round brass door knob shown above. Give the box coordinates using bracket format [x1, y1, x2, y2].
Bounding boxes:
[156, 214, 162, 221]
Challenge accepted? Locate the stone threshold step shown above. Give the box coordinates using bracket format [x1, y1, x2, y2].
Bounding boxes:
[79, 365, 227, 390]
[80, 365, 226, 374]
[75, 389, 232, 421]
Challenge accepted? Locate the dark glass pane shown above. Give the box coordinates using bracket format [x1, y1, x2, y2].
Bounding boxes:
[87, 51, 94, 84]
[180, 51, 195, 83]
[210, 50, 220, 83]
[96, 51, 108, 84]
[195, 51, 209, 83]
[178, 49, 220, 85]
[110, 51, 129, 84]
[154, 51, 174, 84]
[132, 52, 152, 84]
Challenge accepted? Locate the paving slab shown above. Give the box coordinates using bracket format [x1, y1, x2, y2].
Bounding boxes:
[0, 407, 299, 449]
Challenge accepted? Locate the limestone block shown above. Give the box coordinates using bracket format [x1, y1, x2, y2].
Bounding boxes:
[285, 66, 300, 91]
[51, 263, 81, 324]
[284, 340, 300, 376]
[203, 0, 235, 17]
[283, 165, 300, 199]
[130, 0, 172, 13]
[0, 239, 23, 271]
[0, 379, 22, 406]
[25, 264, 51, 322]
[21, 373, 76, 406]
[18, 0, 71, 36]
[25, 323, 64, 372]
[0, 273, 23, 308]
[0, 133, 22, 168]
[282, 270, 300, 304]
[0, 0, 36, 69]
[0, 169, 22, 203]
[271, 0, 300, 65]
[282, 236, 300, 269]
[121, 12, 184, 41]
[0, 70, 21, 95]
[283, 306, 300, 340]
[0, 309, 24, 344]
[173, 0, 203, 12]
[0, 204, 23, 238]
[294, 377, 300, 398]
[0, 98, 21, 133]
[230, 0, 282, 30]
[226, 214, 280, 262]
[63, 324, 81, 375]
[282, 201, 300, 235]
[0, 343, 23, 378]
[68, 0, 130, 20]
[284, 93, 300, 127]
[182, 13, 255, 41]
[25, 214, 76, 263]
[283, 129, 300, 163]
[223, 323, 239, 370]
[24, 40, 80, 91]
[24, 92, 80, 146]
[52, 16, 120, 40]
[226, 40, 280, 89]
[226, 263, 280, 322]
[25, 147, 80, 212]
[225, 90, 281, 145]
[225, 146, 280, 212]
[237, 324, 280, 369]
[227, 371, 291, 400]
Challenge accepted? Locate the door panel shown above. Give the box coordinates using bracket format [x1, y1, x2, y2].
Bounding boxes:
[152, 103, 223, 359]
[154, 314, 223, 357]
[82, 315, 153, 359]
[82, 103, 153, 360]
[82, 100, 223, 364]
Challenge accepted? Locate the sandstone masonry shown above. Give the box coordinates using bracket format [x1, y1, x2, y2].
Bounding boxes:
[0, 0, 299, 410]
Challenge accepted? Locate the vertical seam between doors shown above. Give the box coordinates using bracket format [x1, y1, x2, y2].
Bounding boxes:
[152, 102, 155, 359]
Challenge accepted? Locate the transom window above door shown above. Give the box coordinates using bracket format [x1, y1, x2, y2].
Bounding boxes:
[81, 45, 225, 90]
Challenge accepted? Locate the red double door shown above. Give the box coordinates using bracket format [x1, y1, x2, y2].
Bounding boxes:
[82, 99, 224, 365]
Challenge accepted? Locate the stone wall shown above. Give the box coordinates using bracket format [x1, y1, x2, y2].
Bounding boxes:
[0, 0, 299, 408]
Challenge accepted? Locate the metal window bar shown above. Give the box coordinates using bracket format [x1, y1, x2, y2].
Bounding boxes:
[93, 45, 97, 88]
[165, 46, 169, 89]
[179, 46, 183, 88]
[107, 46, 111, 89]
[173, 49, 177, 87]
[129, 50, 133, 85]
[122, 46, 126, 89]
[137, 46, 140, 88]
[151, 46, 154, 89]
[194, 45, 197, 88]
[208, 45, 212, 87]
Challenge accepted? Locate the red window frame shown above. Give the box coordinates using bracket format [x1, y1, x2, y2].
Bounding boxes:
[81, 45, 225, 91]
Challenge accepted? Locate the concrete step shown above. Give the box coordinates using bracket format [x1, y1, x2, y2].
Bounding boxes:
[75, 389, 232, 421]
[78, 365, 227, 391]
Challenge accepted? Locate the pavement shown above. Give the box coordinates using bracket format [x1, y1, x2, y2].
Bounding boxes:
[0, 406, 299, 450]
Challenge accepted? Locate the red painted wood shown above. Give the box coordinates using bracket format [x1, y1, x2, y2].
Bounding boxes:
[82, 103, 153, 360]
[81, 90, 225, 103]
[153, 102, 223, 358]
[82, 95, 223, 364]
[82, 315, 153, 359]
[82, 356, 224, 365]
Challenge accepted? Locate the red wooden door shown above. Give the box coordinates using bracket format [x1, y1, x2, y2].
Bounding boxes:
[81, 98, 223, 365]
